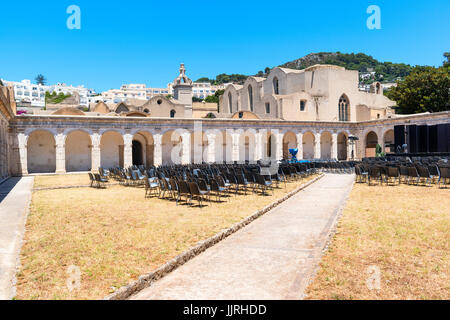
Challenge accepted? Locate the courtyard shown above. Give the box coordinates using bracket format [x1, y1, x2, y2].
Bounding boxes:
[306, 182, 449, 300]
[15, 173, 318, 300]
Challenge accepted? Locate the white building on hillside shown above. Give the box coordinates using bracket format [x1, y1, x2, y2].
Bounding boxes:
[1, 79, 95, 107]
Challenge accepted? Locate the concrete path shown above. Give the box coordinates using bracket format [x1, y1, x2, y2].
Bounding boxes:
[0, 177, 34, 300]
[131, 174, 355, 300]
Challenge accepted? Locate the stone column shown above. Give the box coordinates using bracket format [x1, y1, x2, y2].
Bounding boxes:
[255, 131, 263, 162]
[231, 132, 240, 163]
[314, 132, 321, 159]
[18, 133, 28, 175]
[123, 133, 133, 168]
[91, 133, 101, 172]
[348, 137, 355, 160]
[55, 133, 66, 174]
[206, 133, 216, 163]
[153, 134, 162, 167]
[296, 132, 303, 160]
[331, 133, 338, 160]
[275, 132, 284, 161]
[181, 132, 191, 165]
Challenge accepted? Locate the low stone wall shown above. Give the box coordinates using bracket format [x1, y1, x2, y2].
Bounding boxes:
[105, 173, 324, 300]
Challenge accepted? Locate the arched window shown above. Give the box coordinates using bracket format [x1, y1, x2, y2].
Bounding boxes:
[273, 77, 279, 95]
[338, 95, 350, 121]
[248, 85, 254, 112]
[228, 92, 232, 113]
[170, 109, 176, 118]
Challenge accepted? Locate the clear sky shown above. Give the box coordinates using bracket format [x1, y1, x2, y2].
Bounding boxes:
[0, 0, 448, 92]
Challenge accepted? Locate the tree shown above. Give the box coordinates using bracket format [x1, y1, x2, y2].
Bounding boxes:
[35, 74, 47, 85]
[204, 89, 225, 104]
[444, 52, 450, 68]
[264, 67, 271, 74]
[386, 65, 449, 114]
[192, 96, 203, 103]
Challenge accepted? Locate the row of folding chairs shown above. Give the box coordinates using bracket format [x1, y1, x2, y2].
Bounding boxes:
[356, 164, 450, 188]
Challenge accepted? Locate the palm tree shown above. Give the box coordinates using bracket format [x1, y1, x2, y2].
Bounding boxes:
[35, 74, 46, 85]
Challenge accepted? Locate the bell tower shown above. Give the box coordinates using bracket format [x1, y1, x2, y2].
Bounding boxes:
[172, 63, 193, 113]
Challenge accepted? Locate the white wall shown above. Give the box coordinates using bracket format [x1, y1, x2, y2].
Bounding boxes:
[66, 131, 92, 172]
[101, 131, 123, 169]
[27, 130, 56, 173]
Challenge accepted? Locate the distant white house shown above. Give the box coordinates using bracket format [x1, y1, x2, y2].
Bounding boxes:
[1, 79, 96, 107]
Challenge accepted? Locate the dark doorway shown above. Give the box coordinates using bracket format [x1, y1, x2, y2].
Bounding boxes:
[132, 140, 143, 166]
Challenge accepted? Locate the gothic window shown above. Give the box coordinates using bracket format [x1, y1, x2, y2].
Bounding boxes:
[228, 92, 233, 113]
[338, 95, 350, 121]
[170, 110, 176, 118]
[273, 77, 279, 95]
[248, 85, 254, 112]
[265, 102, 270, 114]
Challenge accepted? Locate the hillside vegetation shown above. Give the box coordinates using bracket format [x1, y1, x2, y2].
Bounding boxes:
[197, 52, 414, 85]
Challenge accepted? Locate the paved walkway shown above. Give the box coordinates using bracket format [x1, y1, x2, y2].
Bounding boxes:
[131, 174, 355, 300]
[0, 177, 34, 300]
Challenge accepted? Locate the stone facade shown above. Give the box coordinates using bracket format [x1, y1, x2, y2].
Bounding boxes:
[1, 63, 449, 177]
[220, 65, 396, 121]
[0, 87, 16, 181]
[5, 111, 449, 175]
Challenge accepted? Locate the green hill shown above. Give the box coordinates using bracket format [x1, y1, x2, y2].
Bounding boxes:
[280, 52, 413, 84]
[197, 52, 414, 86]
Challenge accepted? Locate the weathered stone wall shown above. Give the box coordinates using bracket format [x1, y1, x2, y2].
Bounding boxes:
[0, 86, 16, 180]
[6, 112, 450, 175]
[0, 111, 8, 180]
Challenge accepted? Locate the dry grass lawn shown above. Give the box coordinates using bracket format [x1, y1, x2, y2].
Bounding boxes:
[33, 174, 92, 189]
[306, 183, 450, 300]
[17, 174, 317, 300]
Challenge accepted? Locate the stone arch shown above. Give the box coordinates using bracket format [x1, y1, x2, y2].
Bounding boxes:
[303, 131, 315, 160]
[383, 129, 394, 153]
[191, 130, 207, 164]
[65, 130, 92, 172]
[162, 130, 183, 165]
[27, 130, 56, 174]
[170, 109, 176, 118]
[365, 131, 379, 157]
[337, 132, 348, 160]
[100, 131, 124, 169]
[320, 131, 332, 159]
[283, 131, 297, 160]
[262, 130, 278, 160]
[218, 130, 234, 163]
[238, 129, 256, 163]
[338, 94, 350, 122]
[133, 131, 154, 167]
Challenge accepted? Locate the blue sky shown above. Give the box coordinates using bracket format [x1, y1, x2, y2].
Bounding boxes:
[0, 0, 448, 92]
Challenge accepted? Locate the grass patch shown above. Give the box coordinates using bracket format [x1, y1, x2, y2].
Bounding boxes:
[34, 174, 92, 189]
[306, 183, 450, 300]
[17, 175, 317, 300]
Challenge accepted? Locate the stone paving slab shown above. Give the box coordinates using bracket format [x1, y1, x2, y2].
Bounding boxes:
[131, 174, 355, 300]
[0, 177, 34, 300]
